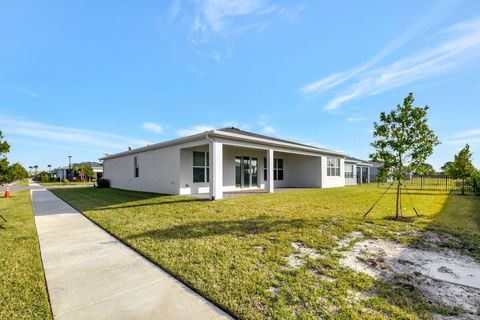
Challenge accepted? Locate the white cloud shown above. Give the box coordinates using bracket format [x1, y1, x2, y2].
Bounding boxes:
[454, 128, 480, 138]
[346, 117, 366, 123]
[301, 17, 480, 111]
[169, 0, 182, 21]
[140, 122, 164, 134]
[177, 125, 215, 136]
[257, 115, 275, 134]
[19, 88, 38, 98]
[0, 115, 152, 151]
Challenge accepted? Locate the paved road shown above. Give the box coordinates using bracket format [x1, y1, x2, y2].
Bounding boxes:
[31, 186, 232, 320]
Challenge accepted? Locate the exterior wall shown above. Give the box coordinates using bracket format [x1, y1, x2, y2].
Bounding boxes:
[321, 156, 346, 188]
[284, 154, 322, 188]
[104, 144, 181, 194]
[179, 145, 210, 195]
[345, 162, 357, 186]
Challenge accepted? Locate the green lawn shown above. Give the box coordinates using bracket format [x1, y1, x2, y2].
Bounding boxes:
[0, 191, 52, 319]
[51, 186, 480, 319]
[39, 181, 94, 187]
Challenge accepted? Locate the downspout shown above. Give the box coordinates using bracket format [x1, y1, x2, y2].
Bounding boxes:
[205, 132, 215, 200]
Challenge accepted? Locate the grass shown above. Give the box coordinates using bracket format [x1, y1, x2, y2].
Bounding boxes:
[39, 181, 94, 186]
[51, 186, 480, 319]
[0, 190, 52, 319]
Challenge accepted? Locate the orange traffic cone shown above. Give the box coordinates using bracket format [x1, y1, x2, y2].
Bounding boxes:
[4, 186, 10, 198]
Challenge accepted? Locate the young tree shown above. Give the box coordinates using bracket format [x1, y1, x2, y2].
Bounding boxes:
[446, 144, 476, 195]
[0, 131, 11, 185]
[370, 93, 440, 220]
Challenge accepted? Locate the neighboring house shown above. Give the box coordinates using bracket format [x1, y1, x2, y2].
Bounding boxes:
[344, 157, 373, 185]
[102, 127, 360, 200]
[54, 162, 103, 181]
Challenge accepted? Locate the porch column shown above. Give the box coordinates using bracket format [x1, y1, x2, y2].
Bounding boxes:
[367, 167, 370, 183]
[266, 149, 274, 193]
[360, 166, 363, 184]
[209, 141, 223, 200]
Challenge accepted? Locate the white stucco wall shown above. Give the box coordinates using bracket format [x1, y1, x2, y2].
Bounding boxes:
[104, 144, 181, 194]
[320, 156, 346, 188]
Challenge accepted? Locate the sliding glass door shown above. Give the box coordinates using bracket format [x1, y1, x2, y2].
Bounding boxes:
[235, 156, 259, 188]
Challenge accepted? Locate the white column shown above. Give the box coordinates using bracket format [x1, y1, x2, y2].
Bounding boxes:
[367, 167, 370, 183]
[266, 149, 274, 193]
[360, 166, 363, 184]
[209, 141, 223, 200]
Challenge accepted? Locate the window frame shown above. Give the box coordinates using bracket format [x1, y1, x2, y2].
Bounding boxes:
[193, 151, 209, 183]
[327, 157, 341, 177]
[344, 164, 354, 179]
[274, 158, 284, 181]
[134, 156, 139, 178]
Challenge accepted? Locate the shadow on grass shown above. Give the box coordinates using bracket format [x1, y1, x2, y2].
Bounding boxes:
[126, 217, 312, 241]
[51, 187, 206, 211]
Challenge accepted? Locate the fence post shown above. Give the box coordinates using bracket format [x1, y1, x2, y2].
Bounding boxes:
[421, 175, 423, 190]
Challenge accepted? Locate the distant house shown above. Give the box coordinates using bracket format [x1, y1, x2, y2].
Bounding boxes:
[102, 127, 375, 200]
[344, 157, 374, 185]
[54, 162, 103, 181]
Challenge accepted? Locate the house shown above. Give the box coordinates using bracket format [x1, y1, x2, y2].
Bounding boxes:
[102, 127, 370, 200]
[344, 157, 373, 185]
[54, 162, 103, 181]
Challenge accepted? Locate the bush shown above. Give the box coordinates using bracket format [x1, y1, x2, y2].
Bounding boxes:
[97, 178, 110, 188]
[62, 179, 69, 184]
[40, 175, 50, 183]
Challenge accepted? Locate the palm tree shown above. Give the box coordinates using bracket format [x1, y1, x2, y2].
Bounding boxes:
[33, 165, 38, 175]
[29, 166, 33, 175]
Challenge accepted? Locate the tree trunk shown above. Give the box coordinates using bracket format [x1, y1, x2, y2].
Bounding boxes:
[462, 177, 465, 196]
[395, 179, 401, 220]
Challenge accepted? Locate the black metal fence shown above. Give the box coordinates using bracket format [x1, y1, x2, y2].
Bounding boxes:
[388, 175, 479, 193]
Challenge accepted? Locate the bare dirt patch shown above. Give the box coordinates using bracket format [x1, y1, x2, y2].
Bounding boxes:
[340, 236, 480, 316]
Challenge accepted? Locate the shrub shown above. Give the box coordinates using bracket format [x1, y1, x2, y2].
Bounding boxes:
[97, 178, 110, 188]
[40, 175, 50, 183]
[62, 179, 69, 184]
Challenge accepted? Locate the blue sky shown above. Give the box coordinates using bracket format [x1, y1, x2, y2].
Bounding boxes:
[1, 0, 480, 170]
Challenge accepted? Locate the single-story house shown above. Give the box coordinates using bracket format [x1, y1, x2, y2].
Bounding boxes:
[54, 162, 103, 181]
[102, 127, 376, 200]
[344, 157, 373, 185]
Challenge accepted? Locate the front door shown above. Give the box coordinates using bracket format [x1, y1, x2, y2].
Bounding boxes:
[235, 156, 259, 188]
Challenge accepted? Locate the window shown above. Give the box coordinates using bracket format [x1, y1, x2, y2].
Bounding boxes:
[263, 157, 267, 180]
[345, 164, 354, 178]
[327, 158, 340, 176]
[274, 158, 284, 181]
[134, 156, 139, 178]
[264, 157, 284, 181]
[193, 151, 209, 183]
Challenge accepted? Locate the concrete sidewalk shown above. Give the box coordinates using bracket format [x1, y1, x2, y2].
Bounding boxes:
[31, 188, 232, 320]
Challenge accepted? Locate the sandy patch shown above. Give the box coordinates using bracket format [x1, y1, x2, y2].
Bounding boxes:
[285, 241, 321, 269]
[340, 237, 480, 315]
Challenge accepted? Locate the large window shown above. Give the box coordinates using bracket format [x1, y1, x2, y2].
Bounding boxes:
[345, 164, 354, 178]
[327, 158, 340, 177]
[263, 158, 284, 181]
[193, 151, 209, 183]
[134, 156, 139, 178]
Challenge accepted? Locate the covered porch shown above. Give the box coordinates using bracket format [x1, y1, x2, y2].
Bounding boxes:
[179, 139, 326, 200]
